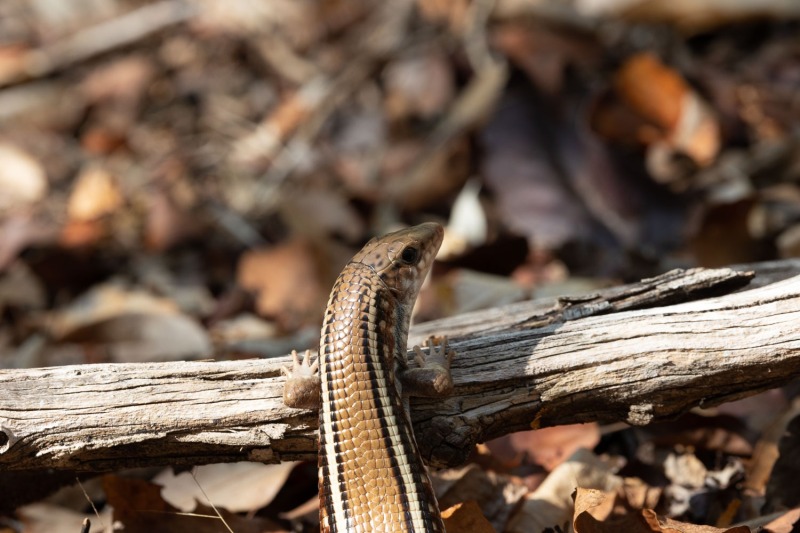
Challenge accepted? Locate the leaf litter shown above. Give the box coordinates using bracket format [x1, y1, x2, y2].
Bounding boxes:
[1, 0, 800, 531]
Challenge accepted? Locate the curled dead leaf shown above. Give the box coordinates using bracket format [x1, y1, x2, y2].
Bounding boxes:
[61, 312, 211, 363]
[592, 53, 720, 182]
[506, 449, 621, 533]
[437, 464, 527, 532]
[237, 238, 326, 329]
[17, 503, 112, 533]
[47, 282, 179, 339]
[155, 462, 297, 513]
[0, 143, 48, 213]
[67, 166, 123, 222]
[573, 488, 752, 533]
[441, 500, 496, 533]
[103, 474, 278, 532]
[487, 424, 601, 472]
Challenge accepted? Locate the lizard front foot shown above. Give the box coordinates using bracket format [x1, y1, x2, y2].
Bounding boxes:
[402, 336, 456, 397]
[282, 349, 321, 409]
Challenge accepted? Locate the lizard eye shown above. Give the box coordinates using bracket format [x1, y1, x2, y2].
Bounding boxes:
[400, 246, 420, 265]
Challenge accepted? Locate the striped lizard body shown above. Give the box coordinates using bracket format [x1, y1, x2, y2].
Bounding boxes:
[283, 222, 454, 532]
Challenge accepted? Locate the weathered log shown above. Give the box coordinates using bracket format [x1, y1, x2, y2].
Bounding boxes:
[1, 260, 799, 472]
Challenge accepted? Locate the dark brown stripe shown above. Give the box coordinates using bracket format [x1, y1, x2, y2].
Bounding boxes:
[368, 289, 416, 530]
[322, 268, 443, 531]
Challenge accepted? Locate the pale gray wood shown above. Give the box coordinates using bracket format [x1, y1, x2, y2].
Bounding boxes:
[1, 261, 799, 472]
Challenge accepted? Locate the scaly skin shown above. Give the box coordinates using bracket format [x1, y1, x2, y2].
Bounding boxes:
[283, 222, 455, 532]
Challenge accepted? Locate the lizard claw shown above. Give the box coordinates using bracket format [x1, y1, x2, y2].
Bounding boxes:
[403, 336, 455, 397]
[283, 349, 318, 379]
[283, 349, 320, 409]
[413, 336, 454, 369]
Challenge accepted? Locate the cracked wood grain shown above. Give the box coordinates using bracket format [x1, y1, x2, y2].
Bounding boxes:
[0, 261, 799, 472]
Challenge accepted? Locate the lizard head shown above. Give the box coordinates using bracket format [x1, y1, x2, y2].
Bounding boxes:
[352, 222, 443, 306]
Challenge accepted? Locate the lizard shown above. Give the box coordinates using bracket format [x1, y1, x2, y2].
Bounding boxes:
[282, 222, 455, 532]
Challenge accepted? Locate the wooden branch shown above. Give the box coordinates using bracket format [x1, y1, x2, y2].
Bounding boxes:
[1, 260, 799, 472]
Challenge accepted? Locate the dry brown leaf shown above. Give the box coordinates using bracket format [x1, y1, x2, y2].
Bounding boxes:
[481, 85, 592, 249]
[664, 452, 708, 489]
[209, 313, 279, 346]
[573, 488, 752, 533]
[654, 512, 751, 533]
[67, 165, 123, 222]
[155, 462, 297, 513]
[103, 475, 280, 533]
[47, 282, 179, 338]
[763, 507, 800, 533]
[0, 142, 48, 213]
[592, 53, 720, 180]
[60, 312, 211, 363]
[506, 448, 621, 533]
[574, 489, 659, 532]
[437, 464, 527, 532]
[441, 500, 497, 533]
[618, 54, 719, 169]
[574, 487, 621, 527]
[237, 238, 326, 329]
[487, 423, 601, 472]
[614, 53, 686, 134]
[103, 475, 177, 525]
[17, 503, 113, 533]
